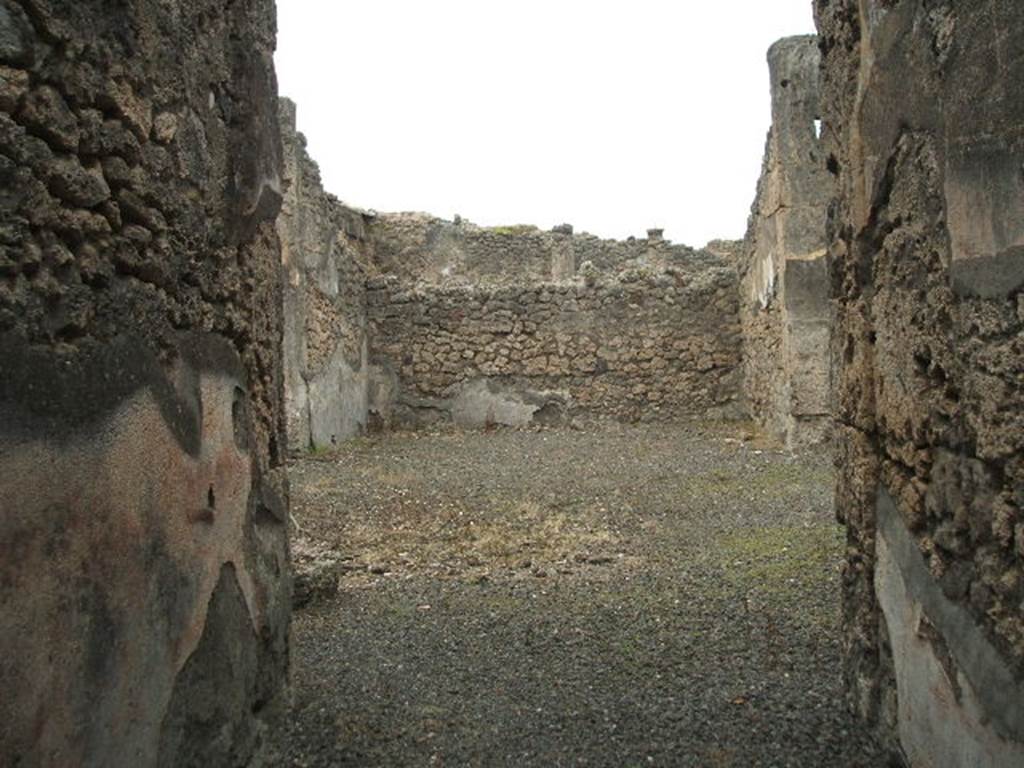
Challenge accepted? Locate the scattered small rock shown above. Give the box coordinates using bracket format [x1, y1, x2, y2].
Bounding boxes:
[272, 424, 887, 766]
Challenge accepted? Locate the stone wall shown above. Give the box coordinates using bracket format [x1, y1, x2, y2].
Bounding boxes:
[278, 99, 371, 450]
[366, 212, 712, 286]
[0, 1, 290, 765]
[273, 136, 746, 435]
[365, 261, 743, 428]
[817, 1, 1024, 764]
[367, 214, 560, 284]
[742, 35, 832, 449]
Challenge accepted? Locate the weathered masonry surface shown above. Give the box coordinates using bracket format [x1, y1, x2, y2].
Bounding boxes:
[365, 262, 741, 429]
[276, 38, 836, 446]
[278, 99, 369, 451]
[817, 0, 1024, 764]
[7, 2, 1019, 764]
[742, 35, 832, 450]
[0, 1, 290, 766]
[277, 110, 745, 442]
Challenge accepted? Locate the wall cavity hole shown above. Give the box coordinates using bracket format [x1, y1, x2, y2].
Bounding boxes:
[781, 78, 791, 88]
[207, 486, 216, 509]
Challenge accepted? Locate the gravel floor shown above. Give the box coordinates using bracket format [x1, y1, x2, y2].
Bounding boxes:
[266, 422, 889, 767]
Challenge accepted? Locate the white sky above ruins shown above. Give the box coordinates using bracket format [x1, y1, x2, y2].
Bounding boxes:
[275, 2, 817, 247]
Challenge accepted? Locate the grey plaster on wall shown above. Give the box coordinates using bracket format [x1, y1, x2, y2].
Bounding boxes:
[278, 99, 370, 450]
[450, 379, 570, 428]
[876, 488, 1024, 767]
[306, 339, 369, 447]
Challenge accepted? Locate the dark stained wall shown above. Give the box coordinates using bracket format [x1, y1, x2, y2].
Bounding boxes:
[0, 1, 290, 765]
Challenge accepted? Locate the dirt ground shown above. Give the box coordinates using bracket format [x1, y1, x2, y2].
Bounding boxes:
[265, 422, 890, 767]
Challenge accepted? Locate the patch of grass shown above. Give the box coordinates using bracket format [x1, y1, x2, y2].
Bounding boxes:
[488, 224, 538, 236]
[361, 465, 418, 488]
[704, 748, 739, 768]
[307, 443, 336, 457]
[463, 499, 615, 565]
[713, 523, 844, 621]
[303, 436, 382, 460]
[683, 462, 832, 499]
[330, 495, 619, 578]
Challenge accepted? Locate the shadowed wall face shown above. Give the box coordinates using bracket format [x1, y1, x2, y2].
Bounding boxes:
[277, 99, 369, 451]
[0, 1, 290, 765]
[817, 1, 1024, 763]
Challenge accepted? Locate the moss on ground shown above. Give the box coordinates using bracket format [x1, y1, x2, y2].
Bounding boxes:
[682, 461, 832, 499]
[710, 523, 844, 628]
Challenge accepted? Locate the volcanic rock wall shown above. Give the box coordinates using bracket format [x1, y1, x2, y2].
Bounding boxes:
[274, 127, 744, 438]
[817, 1, 1024, 764]
[362, 215, 742, 428]
[370, 212, 715, 285]
[278, 99, 370, 450]
[365, 262, 743, 428]
[742, 35, 832, 449]
[0, 1, 290, 765]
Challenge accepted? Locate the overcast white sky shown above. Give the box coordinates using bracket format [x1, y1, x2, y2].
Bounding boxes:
[275, 2, 816, 247]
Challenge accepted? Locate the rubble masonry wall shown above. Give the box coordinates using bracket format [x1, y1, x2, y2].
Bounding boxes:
[817, 1, 1024, 763]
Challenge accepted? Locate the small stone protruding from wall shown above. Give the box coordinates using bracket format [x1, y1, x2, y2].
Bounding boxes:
[551, 225, 576, 280]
